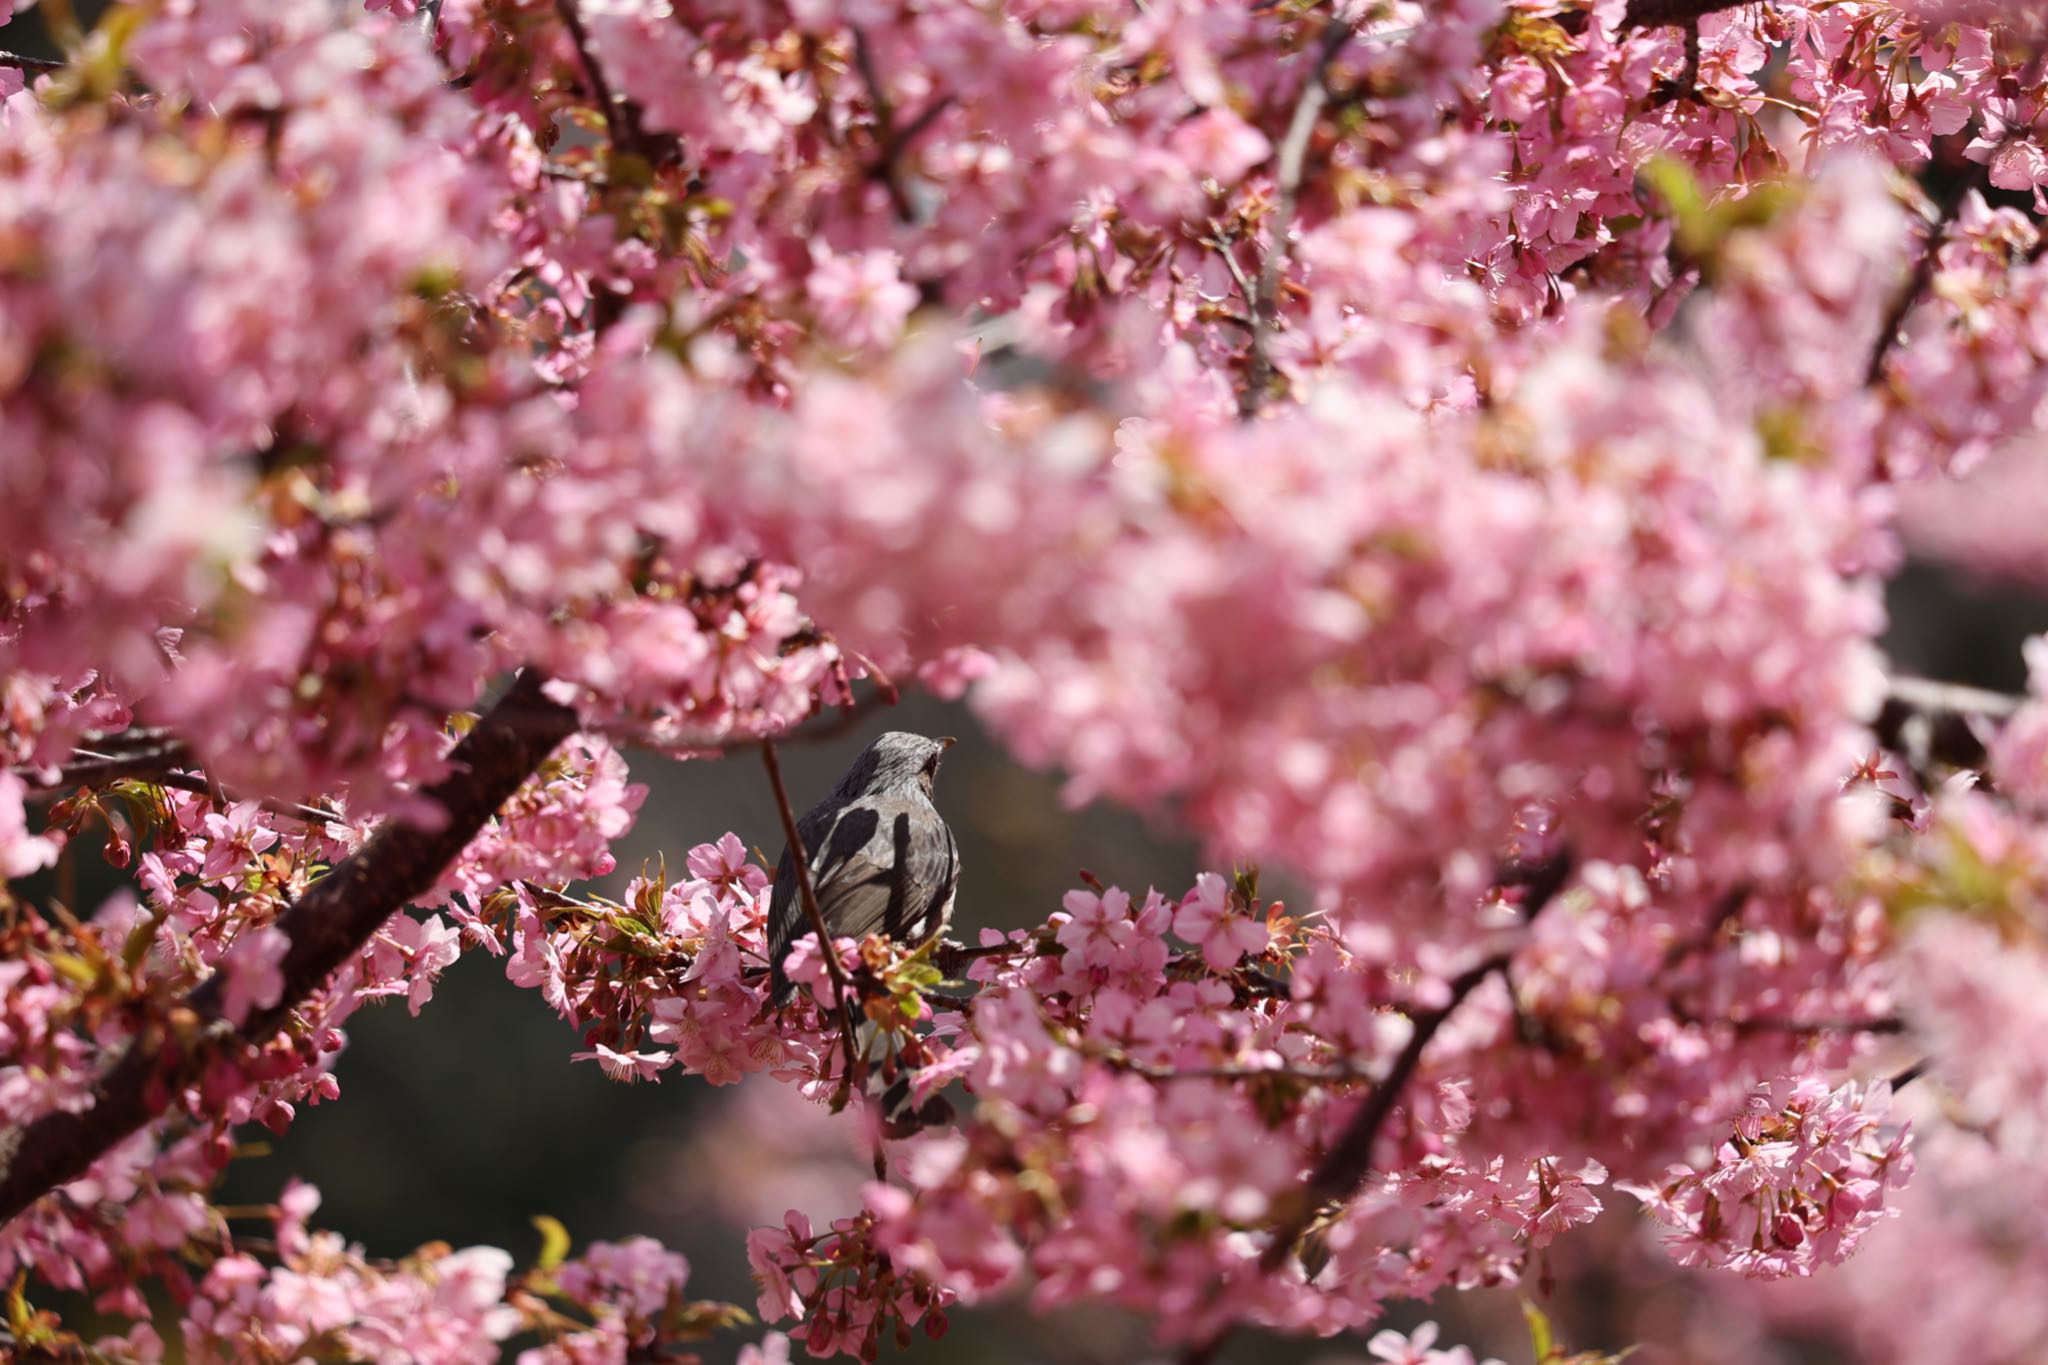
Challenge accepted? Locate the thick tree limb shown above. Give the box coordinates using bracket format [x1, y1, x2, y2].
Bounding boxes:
[0, 671, 578, 1230]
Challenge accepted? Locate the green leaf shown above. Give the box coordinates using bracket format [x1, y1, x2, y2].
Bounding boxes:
[532, 1215, 572, 1273]
[1523, 1297, 1557, 1363]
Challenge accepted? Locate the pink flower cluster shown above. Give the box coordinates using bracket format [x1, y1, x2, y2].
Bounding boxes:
[176, 1180, 708, 1365]
[1618, 1077, 1913, 1279]
[0, 721, 647, 1317]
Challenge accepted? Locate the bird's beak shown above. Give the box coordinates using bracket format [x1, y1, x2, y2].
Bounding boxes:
[938, 736, 957, 750]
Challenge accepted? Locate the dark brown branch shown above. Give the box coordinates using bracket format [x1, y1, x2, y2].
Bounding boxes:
[1619, 0, 1743, 28]
[931, 938, 1033, 975]
[1257, 905, 1561, 1272]
[0, 671, 578, 1230]
[0, 51, 66, 74]
[760, 740, 865, 1099]
[1672, 1006, 1907, 1037]
[1647, 20, 1704, 105]
[1104, 1055, 1377, 1085]
[1866, 192, 1966, 389]
[552, 0, 643, 157]
[850, 26, 917, 224]
[20, 743, 194, 800]
[577, 683, 897, 758]
[17, 744, 341, 824]
[145, 772, 343, 827]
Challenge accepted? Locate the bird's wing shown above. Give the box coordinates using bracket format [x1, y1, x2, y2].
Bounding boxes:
[812, 794, 959, 947]
[766, 795, 958, 999]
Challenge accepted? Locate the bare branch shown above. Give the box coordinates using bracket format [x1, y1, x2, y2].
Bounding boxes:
[16, 741, 341, 824]
[19, 743, 194, 799]
[1671, 1005, 1907, 1037]
[930, 938, 1034, 975]
[1877, 671, 2023, 774]
[0, 672, 578, 1230]
[145, 772, 344, 826]
[1884, 673, 2023, 723]
[552, 0, 643, 158]
[1240, 14, 1358, 418]
[1619, 0, 1744, 28]
[1864, 135, 1983, 389]
[850, 25, 916, 224]
[0, 51, 66, 74]
[1100, 1053, 1378, 1085]
[760, 739, 865, 1100]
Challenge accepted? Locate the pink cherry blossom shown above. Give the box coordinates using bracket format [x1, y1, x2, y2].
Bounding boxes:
[6, 0, 2048, 1359]
[808, 249, 921, 352]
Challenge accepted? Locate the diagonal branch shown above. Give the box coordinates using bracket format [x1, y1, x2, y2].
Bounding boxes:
[1241, 12, 1358, 417]
[760, 740, 865, 1101]
[1, 51, 66, 74]
[1864, 137, 1980, 389]
[0, 671, 579, 1230]
[849, 25, 917, 224]
[553, 0, 644, 158]
[19, 743, 195, 797]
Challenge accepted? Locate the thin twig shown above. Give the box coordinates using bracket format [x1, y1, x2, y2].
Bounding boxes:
[19, 744, 194, 799]
[1241, 14, 1356, 417]
[1883, 673, 2023, 723]
[1100, 1053, 1378, 1085]
[1865, 198, 1959, 388]
[0, 51, 65, 74]
[846, 24, 952, 225]
[552, 0, 641, 157]
[1203, 224, 1263, 341]
[577, 685, 897, 758]
[17, 743, 343, 825]
[930, 938, 1034, 976]
[147, 772, 344, 827]
[760, 740, 865, 1099]
[1877, 672, 2022, 774]
[1670, 1004, 1907, 1037]
[850, 26, 915, 223]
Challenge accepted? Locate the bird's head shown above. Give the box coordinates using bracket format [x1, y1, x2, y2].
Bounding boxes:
[837, 731, 956, 799]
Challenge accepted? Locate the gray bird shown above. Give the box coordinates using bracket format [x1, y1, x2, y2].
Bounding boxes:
[766, 731, 961, 1005]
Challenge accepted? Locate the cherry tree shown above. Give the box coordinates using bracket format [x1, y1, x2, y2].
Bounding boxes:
[3, 0, 2047, 1359]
